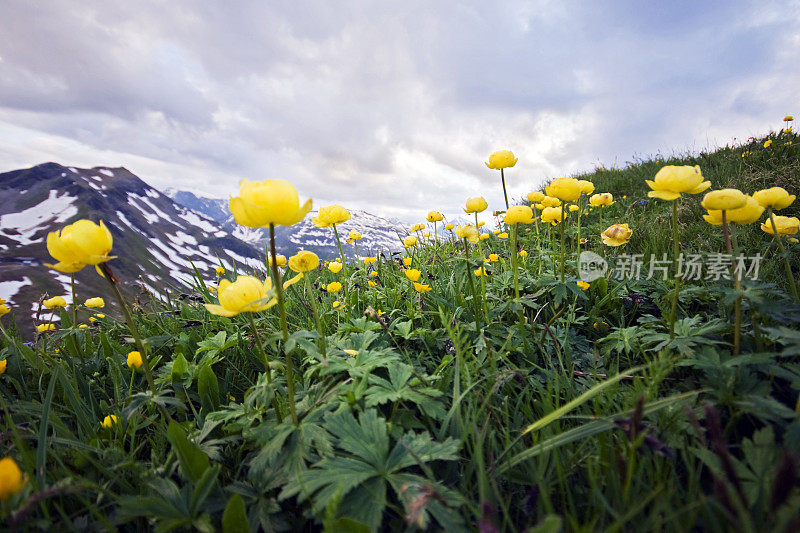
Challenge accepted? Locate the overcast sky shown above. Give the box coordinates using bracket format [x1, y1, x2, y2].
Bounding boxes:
[0, 1, 798, 223]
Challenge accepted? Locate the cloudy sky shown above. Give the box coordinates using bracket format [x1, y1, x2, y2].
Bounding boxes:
[0, 1, 798, 222]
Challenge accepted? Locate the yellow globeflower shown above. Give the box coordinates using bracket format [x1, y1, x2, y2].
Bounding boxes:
[488, 253, 500, 262]
[368, 280, 377, 287]
[410, 223, 425, 232]
[479, 234, 490, 241]
[701, 189, 748, 211]
[527, 191, 545, 203]
[578, 180, 595, 195]
[328, 261, 343, 273]
[519, 250, 528, 258]
[601, 223, 633, 247]
[568, 204, 580, 212]
[43, 296, 67, 309]
[404, 269, 422, 282]
[0, 300, 9, 317]
[101, 415, 118, 429]
[0, 457, 27, 502]
[474, 267, 488, 277]
[503, 205, 534, 225]
[589, 193, 614, 207]
[204, 276, 290, 317]
[46, 219, 114, 273]
[753, 187, 796, 210]
[541, 196, 562, 208]
[363, 256, 377, 265]
[268, 254, 287, 268]
[230, 178, 312, 227]
[540, 207, 565, 225]
[646, 165, 710, 200]
[444, 222, 455, 230]
[215, 266, 225, 276]
[36, 323, 56, 333]
[785, 115, 794, 121]
[703, 196, 764, 225]
[427, 211, 444, 222]
[485, 150, 518, 169]
[0, 359, 6, 374]
[326, 281, 342, 293]
[498, 232, 509, 239]
[456, 224, 478, 244]
[348, 230, 362, 241]
[84, 297, 105, 308]
[343, 349, 358, 357]
[127, 351, 143, 369]
[764, 139, 773, 148]
[288, 250, 320, 273]
[403, 235, 418, 247]
[413, 282, 432, 293]
[464, 197, 489, 213]
[403, 257, 413, 266]
[545, 178, 582, 202]
[370, 270, 378, 277]
[761, 216, 800, 235]
[577, 280, 590, 290]
[312, 205, 350, 227]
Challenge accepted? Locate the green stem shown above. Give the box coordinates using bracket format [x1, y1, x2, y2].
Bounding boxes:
[304, 274, 327, 359]
[559, 204, 566, 282]
[669, 200, 680, 339]
[576, 196, 583, 252]
[332, 224, 349, 304]
[247, 313, 272, 383]
[100, 263, 156, 395]
[463, 238, 482, 334]
[69, 273, 85, 361]
[501, 168, 509, 210]
[730, 228, 742, 357]
[269, 224, 298, 426]
[768, 208, 799, 302]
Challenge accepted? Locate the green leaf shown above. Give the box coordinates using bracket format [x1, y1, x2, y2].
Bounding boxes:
[167, 421, 210, 484]
[198, 362, 220, 412]
[172, 352, 189, 380]
[222, 494, 251, 533]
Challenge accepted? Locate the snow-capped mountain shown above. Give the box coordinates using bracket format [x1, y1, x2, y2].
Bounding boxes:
[165, 189, 406, 259]
[0, 163, 266, 333]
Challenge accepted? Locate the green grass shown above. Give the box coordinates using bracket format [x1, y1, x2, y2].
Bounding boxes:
[1, 125, 799, 531]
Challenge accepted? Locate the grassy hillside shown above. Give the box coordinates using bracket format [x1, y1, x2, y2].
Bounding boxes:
[0, 123, 799, 531]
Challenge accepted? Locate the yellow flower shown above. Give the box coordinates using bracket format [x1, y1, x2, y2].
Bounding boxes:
[589, 193, 614, 207]
[403, 257, 413, 266]
[479, 234, 489, 241]
[503, 205, 534, 225]
[579, 238, 588, 245]
[127, 351, 143, 369]
[204, 276, 283, 317]
[702, 196, 764, 225]
[216, 266, 225, 276]
[455, 224, 479, 244]
[403, 235, 417, 247]
[790, 238, 799, 244]
[753, 187, 795, 210]
[423, 232, 431, 238]
[742, 151, 750, 158]
[786, 141, 793, 146]
[764, 139, 773, 148]
[498, 232, 509, 239]
[541, 196, 562, 208]
[332, 300, 344, 310]
[535, 203, 545, 210]
[46, 220, 114, 273]
[326, 281, 342, 293]
[785, 116, 794, 121]
[404, 269, 422, 282]
[328, 261, 343, 273]
[368, 280, 377, 287]
[465, 197, 489, 213]
[370, 270, 378, 277]
[488, 253, 500, 262]
[444, 222, 455, 230]
[230, 178, 312, 227]
[540, 207, 565, 225]
[527, 191, 545, 203]
[78, 324, 88, 329]
[43, 296, 67, 309]
[427, 211, 444, 222]
[364, 256, 377, 265]
[646, 165, 710, 201]
[413, 282, 432, 293]
[36, 323, 55, 333]
[343, 349, 358, 357]
[577, 280, 590, 290]
[288, 251, 320, 273]
[568, 204, 580, 212]
[410, 223, 425, 232]
[0, 301, 8, 317]
[784, 127, 793, 133]
[601, 223, 633, 247]
[268, 254, 287, 268]
[485, 150, 518, 169]
[701, 189, 748, 211]
[519, 250, 528, 258]
[474, 267, 488, 277]
[347, 230, 362, 242]
[761, 216, 800, 235]
[312, 205, 350, 227]
[545, 177, 582, 202]
[578, 180, 595, 195]
[101, 415, 118, 429]
[84, 297, 105, 308]
[0, 360, 6, 374]
[0, 457, 27, 502]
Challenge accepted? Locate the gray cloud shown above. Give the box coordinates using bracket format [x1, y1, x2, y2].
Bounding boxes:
[0, 0, 798, 223]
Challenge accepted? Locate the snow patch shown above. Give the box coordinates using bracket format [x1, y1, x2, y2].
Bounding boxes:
[0, 190, 78, 245]
[98, 169, 114, 177]
[0, 277, 32, 303]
